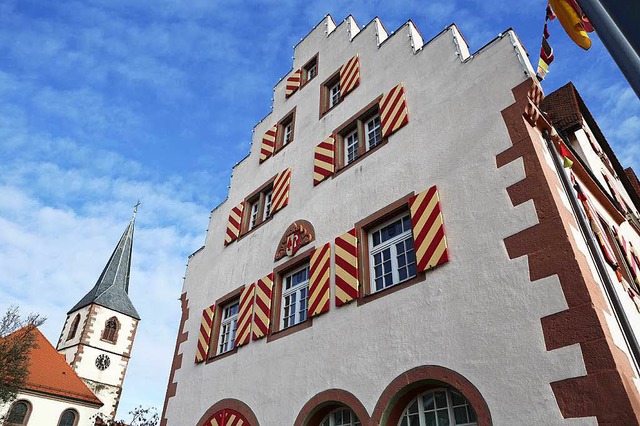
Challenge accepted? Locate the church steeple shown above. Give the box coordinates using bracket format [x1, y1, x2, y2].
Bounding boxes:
[68, 207, 140, 319]
[57, 203, 142, 421]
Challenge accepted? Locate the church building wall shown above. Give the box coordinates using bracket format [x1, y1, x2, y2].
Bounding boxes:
[0, 391, 99, 426]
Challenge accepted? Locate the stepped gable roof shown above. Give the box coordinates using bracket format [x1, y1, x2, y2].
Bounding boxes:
[69, 214, 140, 319]
[10, 327, 103, 406]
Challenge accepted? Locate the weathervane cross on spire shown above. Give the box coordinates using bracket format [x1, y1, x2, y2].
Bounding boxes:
[133, 200, 141, 219]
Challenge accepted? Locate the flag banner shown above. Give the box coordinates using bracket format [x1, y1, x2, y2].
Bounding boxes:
[549, 0, 592, 50]
[537, 2, 556, 81]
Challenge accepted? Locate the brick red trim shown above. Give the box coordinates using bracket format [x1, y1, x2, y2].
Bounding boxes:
[371, 365, 491, 426]
[160, 292, 190, 426]
[498, 79, 640, 423]
[294, 389, 370, 426]
[195, 398, 260, 426]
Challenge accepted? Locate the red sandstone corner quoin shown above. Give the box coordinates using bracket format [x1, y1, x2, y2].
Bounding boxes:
[160, 292, 190, 426]
[497, 78, 640, 423]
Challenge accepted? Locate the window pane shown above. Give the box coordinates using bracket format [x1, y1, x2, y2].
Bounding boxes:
[263, 192, 272, 220]
[249, 202, 259, 229]
[403, 215, 412, 232]
[407, 399, 419, 414]
[345, 131, 359, 164]
[454, 406, 469, 424]
[8, 402, 28, 422]
[436, 409, 450, 426]
[59, 410, 76, 426]
[365, 115, 381, 149]
[330, 83, 340, 107]
[423, 393, 435, 411]
[469, 406, 478, 422]
[424, 411, 437, 426]
[451, 391, 465, 406]
[373, 231, 381, 246]
[435, 391, 447, 409]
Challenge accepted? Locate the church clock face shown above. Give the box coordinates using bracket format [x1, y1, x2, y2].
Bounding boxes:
[95, 354, 110, 371]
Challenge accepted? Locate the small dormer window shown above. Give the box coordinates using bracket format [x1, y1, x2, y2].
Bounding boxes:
[102, 317, 119, 343]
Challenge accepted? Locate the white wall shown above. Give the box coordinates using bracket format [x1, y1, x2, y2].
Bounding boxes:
[166, 15, 593, 426]
[56, 305, 91, 358]
[0, 391, 100, 426]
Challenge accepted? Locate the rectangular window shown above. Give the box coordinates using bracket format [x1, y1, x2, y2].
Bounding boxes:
[243, 181, 275, 234]
[330, 82, 341, 108]
[249, 202, 260, 230]
[335, 103, 385, 172]
[320, 72, 341, 117]
[365, 115, 382, 149]
[303, 55, 318, 85]
[262, 191, 273, 221]
[368, 214, 416, 293]
[217, 301, 239, 355]
[276, 108, 296, 152]
[281, 264, 310, 329]
[344, 129, 359, 165]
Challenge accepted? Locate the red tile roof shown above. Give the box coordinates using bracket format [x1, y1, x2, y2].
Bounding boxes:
[625, 168, 640, 200]
[12, 327, 102, 405]
[539, 82, 583, 131]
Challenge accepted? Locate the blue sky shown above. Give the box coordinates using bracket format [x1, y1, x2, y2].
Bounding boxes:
[0, 0, 637, 421]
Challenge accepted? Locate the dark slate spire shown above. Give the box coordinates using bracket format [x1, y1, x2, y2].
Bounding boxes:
[68, 206, 141, 319]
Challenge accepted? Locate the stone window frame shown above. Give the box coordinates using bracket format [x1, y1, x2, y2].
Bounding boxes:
[101, 316, 120, 344]
[6, 399, 32, 426]
[66, 314, 80, 341]
[267, 247, 315, 342]
[332, 95, 386, 177]
[206, 285, 244, 363]
[300, 54, 319, 88]
[355, 193, 427, 306]
[57, 408, 79, 426]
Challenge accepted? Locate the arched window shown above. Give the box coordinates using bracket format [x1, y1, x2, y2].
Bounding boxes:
[399, 389, 477, 426]
[6, 400, 31, 425]
[101, 317, 119, 343]
[57, 409, 77, 426]
[67, 314, 80, 341]
[320, 407, 361, 426]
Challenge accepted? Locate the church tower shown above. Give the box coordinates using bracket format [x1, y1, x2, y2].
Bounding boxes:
[57, 209, 141, 421]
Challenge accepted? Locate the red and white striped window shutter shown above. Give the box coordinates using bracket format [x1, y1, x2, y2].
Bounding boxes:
[334, 229, 359, 306]
[224, 202, 244, 246]
[252, 273, 273, 340]
[285, 69, 302, 98]
[259, 125, 277, 164]
[195, 304, 215, 363]
[308, 243, 331, 317]
[380, 83, 409, 138]
[272, 168, 292, 212]
[235, 283, 255, 348]
[409, 186, 449, 272]
[313, 135, 335, 186]
[340, 55, 360, 96]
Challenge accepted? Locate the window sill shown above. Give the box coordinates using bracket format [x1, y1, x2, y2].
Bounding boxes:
[206, 347, 238, 364]
[238, 214, 274, 241]
[320, 99, 343, 119]
[357, 273, 427, 306]
[100, 338, 117, 345]
[266, 318, 313, 343]
[333, 139, 388, 179]
[299, 75, 316, 91]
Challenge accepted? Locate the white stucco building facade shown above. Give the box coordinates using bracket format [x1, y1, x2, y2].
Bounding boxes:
[161, 14, 640, 426]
